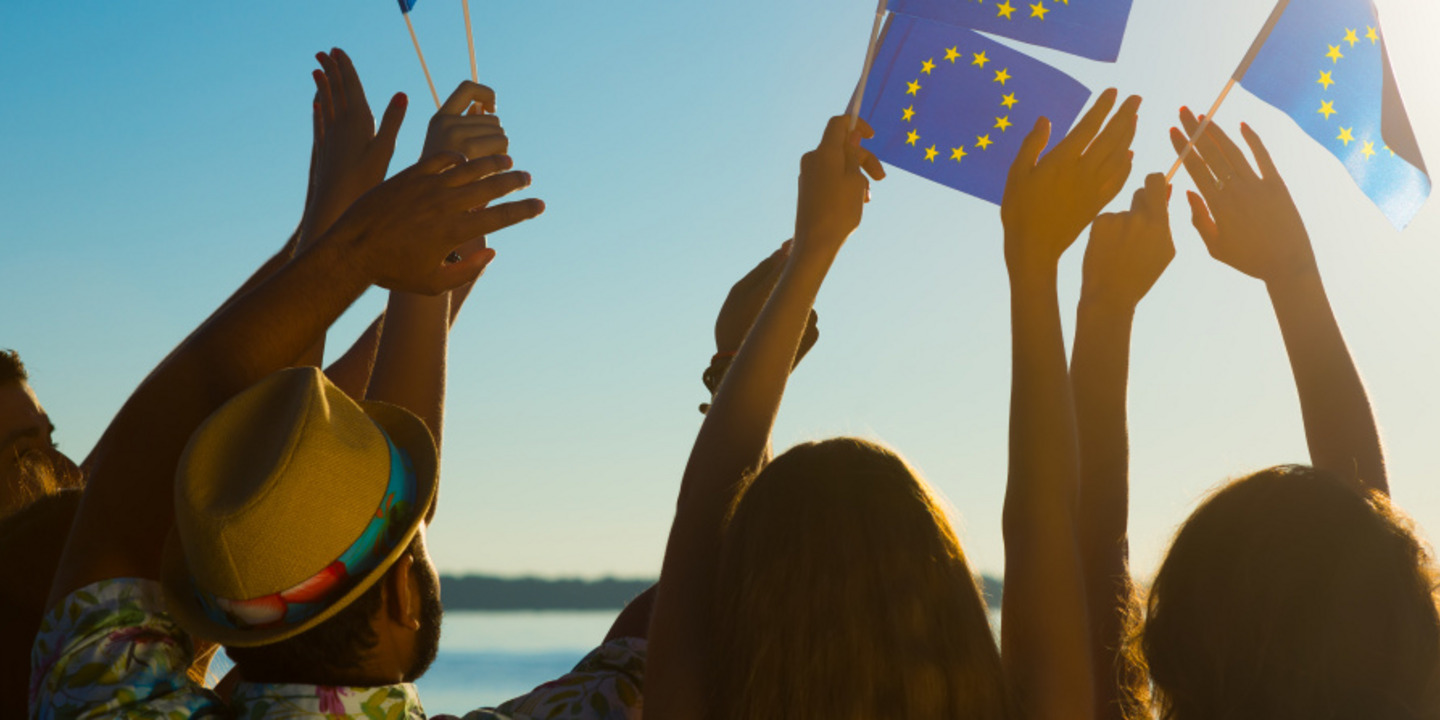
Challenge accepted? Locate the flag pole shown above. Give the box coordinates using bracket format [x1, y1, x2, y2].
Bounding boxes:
[404, 12, 443, 109]
[463, 0, 479, 83]
[1167, 0, 1291, 182]
[848, 0, 890, 131]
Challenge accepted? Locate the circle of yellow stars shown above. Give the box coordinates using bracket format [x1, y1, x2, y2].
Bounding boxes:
[1316, 23, 1392, 162]
[901, 43, 1022, 164]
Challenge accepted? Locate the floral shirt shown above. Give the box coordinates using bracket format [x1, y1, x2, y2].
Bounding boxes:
[31, 579, 645, 720]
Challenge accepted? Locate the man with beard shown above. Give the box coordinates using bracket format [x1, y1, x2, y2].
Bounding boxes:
[0, 350, 82, 519]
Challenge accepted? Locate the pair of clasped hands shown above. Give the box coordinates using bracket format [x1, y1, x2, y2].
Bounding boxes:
[791, 88, 1322, 303]
[295, 48, 545, 297]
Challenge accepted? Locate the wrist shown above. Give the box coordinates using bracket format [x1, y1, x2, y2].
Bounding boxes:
[1077, 293, 1139, 323]
[306, 224, 373, 296]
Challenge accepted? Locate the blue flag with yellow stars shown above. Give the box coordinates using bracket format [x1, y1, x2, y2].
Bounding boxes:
[859, 14, 1091, 205]
[886, 0, 1133, 62]
[1239, 0, 1428, 228]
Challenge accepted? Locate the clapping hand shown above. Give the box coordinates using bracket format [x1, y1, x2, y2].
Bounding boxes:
[1171, 108, 1316, 286]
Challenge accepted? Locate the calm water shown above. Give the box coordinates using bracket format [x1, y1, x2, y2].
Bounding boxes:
[211, 608, 1002, 717]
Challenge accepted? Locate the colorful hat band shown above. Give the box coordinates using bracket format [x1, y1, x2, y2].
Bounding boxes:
[194, 429, 418, 633]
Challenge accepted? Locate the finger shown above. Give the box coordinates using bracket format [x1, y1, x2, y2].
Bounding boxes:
[330, 48, 369, 114]
[819, 115, 852, 152]
[1179, 108, 1236, 183]
[1199, 119, 1258, 184]
[459, 198, 547, 239]
[439, 81, 497, 116]
[412, 151, 470, 176]
[858, 147, 886, 181]
[1011, 116, 1052, 175]
[312, 100, 324, 146]
[316, 51, 346, 111]
[1240, 122, 1282, 182]
[1170, 126, 1218, 197]
[422, 248, 497, 296]
[1187, 190, 1220, 247]
[1142, 172, 1171, 222]
[448, 170, 534, 210]
[373, 93, 408, 160]
[737, 246, 787, 291]
[1085, 94, 1142, 163]
[439, 154, 515, 186]
[461, 135, 510, 160]
[1056, 87, 1119, 157]
[1094, 149, 1134, 204]
[312, 69, 334, 122]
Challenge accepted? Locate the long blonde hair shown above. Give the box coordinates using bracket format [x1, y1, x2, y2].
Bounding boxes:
[711, 438, 1010, 720]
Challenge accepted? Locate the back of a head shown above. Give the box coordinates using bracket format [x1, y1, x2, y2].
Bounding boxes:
[712, 438, 1009, 720]
[1139, 465, 1440, 720]
[0, 488, 81, 720]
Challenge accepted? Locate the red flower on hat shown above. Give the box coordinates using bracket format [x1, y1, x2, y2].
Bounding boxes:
[216, 594, 287, 628]
[281, 561, 349, 604]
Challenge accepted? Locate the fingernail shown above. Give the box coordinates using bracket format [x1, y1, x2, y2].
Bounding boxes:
[315, 52, 326, 63]
[498, 154, 513, 169]
[521, 171, 532, 185]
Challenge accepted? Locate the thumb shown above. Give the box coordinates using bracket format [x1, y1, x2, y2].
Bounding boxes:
[1012, 117, 1052, 175]
[1187, 190, 1219, 248]
[373, 92, 408, 159]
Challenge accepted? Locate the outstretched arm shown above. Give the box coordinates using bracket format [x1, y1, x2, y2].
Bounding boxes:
[48, 150, 545, 608]
[1001, 88, 1140, 720]
[1173, 110, 1386, 493]
[646, 116, 883, 720]
[1072, 173, 1173, 720]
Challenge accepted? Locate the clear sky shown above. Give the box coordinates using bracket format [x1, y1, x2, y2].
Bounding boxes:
[2, 0, 1438, 581]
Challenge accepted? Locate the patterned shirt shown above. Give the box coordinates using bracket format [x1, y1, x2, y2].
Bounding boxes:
[31, 579, 644, 720]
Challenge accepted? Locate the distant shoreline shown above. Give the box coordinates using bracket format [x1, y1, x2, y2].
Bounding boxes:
[440, 574, 1003, 611]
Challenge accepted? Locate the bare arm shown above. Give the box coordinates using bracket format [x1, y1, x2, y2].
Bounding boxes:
[1000, 88, 1140, 720]
[1071, 174, 1173, 719]
[324, 312, 385, 398]
[646, 116, 883, 720]
[48, 150, 545, 608]
[1173, 111, 1386, 493]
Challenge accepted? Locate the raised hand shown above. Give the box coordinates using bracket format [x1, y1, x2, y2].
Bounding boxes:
[715, 242, 819, 363]
[793, 116, 885, 258]
[1003, 88, 1142, 276]
[424, 82, 507, 160]
[1172, 108, 1316, 285]
[300, 48, 408, 251]
[327, 152, 543, 295]
[1081, 173, 1175, 315]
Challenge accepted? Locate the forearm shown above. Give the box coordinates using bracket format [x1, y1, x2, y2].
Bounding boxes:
[1003, 266, 1095, 720]
[1071, 300, 1138, 720]
[325, 312, 386, 398]
[50, 236, 371, 605]
[366, 292, 450, 446]
[1267, 268, 1386, 493]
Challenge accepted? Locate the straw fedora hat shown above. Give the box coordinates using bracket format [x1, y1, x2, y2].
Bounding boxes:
[160, 367, 438, 647]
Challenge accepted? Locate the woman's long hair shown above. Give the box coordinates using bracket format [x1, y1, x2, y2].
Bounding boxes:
[1134, 465, 1440, 720]
[710, 438, 1010, 720]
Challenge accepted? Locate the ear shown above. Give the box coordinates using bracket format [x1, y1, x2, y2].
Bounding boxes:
[384, 552, 423, 631]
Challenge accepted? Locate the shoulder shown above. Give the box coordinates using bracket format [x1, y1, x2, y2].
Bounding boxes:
[480, 638, 647, 720]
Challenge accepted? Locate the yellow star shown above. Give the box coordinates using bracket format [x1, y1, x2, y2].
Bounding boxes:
[921, 59, 936, 75]
[976, 134, 994, 150]
[902, 105, 916, 122]
[1327, 44, 1344, 63]
[973, 51, 990, 68]
[944, 46, 961, 63]
[951, 145, 968, 162]
[1362, 140, 1376, 160]
[996, 0, 1016, 19]
[1001, 93, 1019, 109]
[1318, 70, 1335, 90]
[1337, 126, 1355, 146]
[1317, 100, 1337, 120]
[906, 79, 922, 96]
[995, 115, 1013, 132]
[1384, 145, 1395, 156]
[906, 129, 920, 146]
[994, 68, 1012, 85]
[1366, 26, 1378, 44]
[1030, 1, 1049, 19]
[1344, 28, 1359, 47]
[924, 145, 939, 162]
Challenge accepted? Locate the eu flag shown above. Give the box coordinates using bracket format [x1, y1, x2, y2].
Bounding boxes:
[886, 0, 1134, 62]
[398, 0, 418, 13]
[1239, 0, 1428, 228]
[859, 14, 1092, 205]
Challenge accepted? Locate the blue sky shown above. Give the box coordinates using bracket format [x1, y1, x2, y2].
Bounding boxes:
[3, 0, 1438, 580]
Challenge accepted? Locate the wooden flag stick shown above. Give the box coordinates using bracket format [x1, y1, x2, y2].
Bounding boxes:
[848, 0, 890, 131]
[1167, 0, 1291, 182]
[463, 0, 478, 83]
[405, 13, 443, 109]
[1166, 78, 1236, 182]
